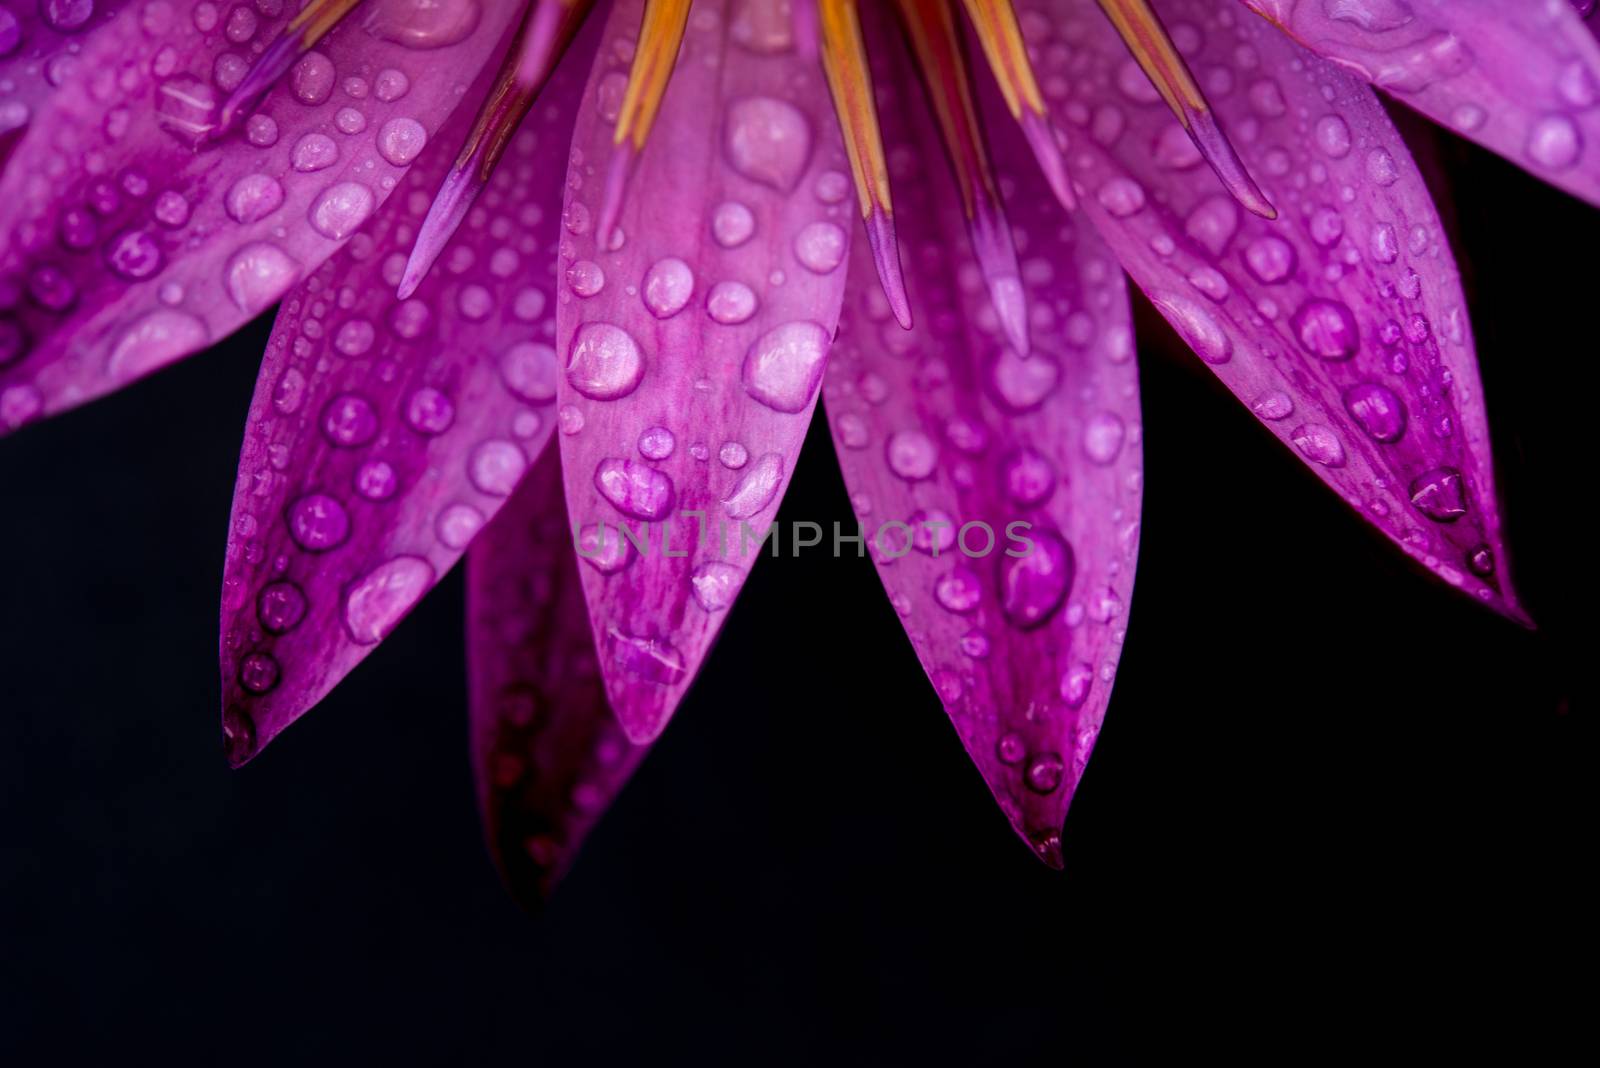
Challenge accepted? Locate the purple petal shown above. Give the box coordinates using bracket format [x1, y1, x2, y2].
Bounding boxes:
[1024, 0, 1525, 621]
[468, 443, 648, 907]
[821, 23, 1141, 867]
[1238, 0, 1600, 207]
[217, 22, 595, 765]
[0, 0, 520, 434]
[555, 0, 853, 743]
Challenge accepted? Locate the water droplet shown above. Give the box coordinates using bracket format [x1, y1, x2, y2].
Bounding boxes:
[1060, 663, 1093, 708]
[793, 221, 846, 274]
[999, 529, 1073, 629]
[1526, 114, 1582, 169]
[355, 459, 398, 500]
[594, 458, 676, 519]
[742, 321, 828, 413]
[989, 347, 1060, 410]
[1365, 147, 1400, 186]
[724, 96, 812, 190]
[309, 181, 375, 239]
[377, 117, 427, 165]
[934, 566, 982, 613]
[690, 561, 744, 611]
[1251, 391, 1293, 420]
[290, 51, 335, 105]
[1465, 543, 1494, 577]
[287, 493, 351, 551]
[1002, 447, 1056, 506]
[498, 341, 557, 402]
[712, 201, 756, 247]
[292, 132, 339, 172]
[105, 230, 163, 280]
[225, 242, 297, 313]
[706, 280, 757, 324]
[1408, 467, 1466, 522]
[225, 173, 284, 224]
[106, 309, 208, 383]
[1184, 194, 1239, 256]
[257, 580, 307, 634]
[435, 503, 484, 548]
[718, 441, 749, 469]
[469, 439, 526, 496]
[1083, 412, 1126, 464]
[638, 425, 676, 460]
[577, 522, 633, 574]
[321, 392, 379, 446]
[721, 452, 784, 519]
[1095, 176, 1146, 216]
[405, 386, 455, 434]
[1025, 753, 1065, 794]
[606, 627, 685, 685]
[997, 733, 1025, 765]
[344, 555, 434, 644]
[566, 259, 605, 297]
[1315, 114, 1352, 158]
[1293, 297, 1359, 360]
[1342, 382, 1407, 442]
[885, 429, 938, 481]
[365, 0, 482, 49]
[567, 322, 644, 400]
[1154, 294, 1232, 364]
[1290, 423, 1346, 466]
[238, 651, 281, 695]
[643, 257, 694, 318]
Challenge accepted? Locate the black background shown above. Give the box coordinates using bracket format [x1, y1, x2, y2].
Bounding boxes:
[1, 125, 1588, 1061]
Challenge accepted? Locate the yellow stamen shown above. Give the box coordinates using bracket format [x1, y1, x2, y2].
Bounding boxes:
[290, 0, 364, 47]
[958, 0, 1046, 121]
[956, 0, 1074, 210]
[1092, 0, 1276, 217]
[818, 0, 911, 328]
[613, 0, 692, 152]
[893, 0, 1028, 353]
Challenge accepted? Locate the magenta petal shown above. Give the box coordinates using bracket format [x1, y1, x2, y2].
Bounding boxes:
[217, 28, 593, 765]
[555, 1, 853, 743]
[0, 0, 519, 434]
[468, 444, 648, 907]
[822, 30, 1141, 866]
[1028, 0, 1525, 621]
[1238, 0, 1600, 207]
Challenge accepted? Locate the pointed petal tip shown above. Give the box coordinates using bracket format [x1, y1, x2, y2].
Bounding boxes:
[1185, 107, 1277, 219]
[864, 208, 913, 329]
[1019, 110, 1077, 212]
[596, 143, 636, 250]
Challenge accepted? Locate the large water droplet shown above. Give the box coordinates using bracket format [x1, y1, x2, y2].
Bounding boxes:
[225, 242, 298, 313]
[1342, 382, 1407, 442]
[567, 322, 644, 400]
[594, 458, 675, 519]
[365, 0, 482, 49]
[1293, 298, 1359, 360]
[1290, 423, 1346, 466]
[999, 529, 1073, 629]
[345, 555, 434, 644]
[287, 493, 351, 551]
[310, 182, 375, 239]
[724, 96, 812, 190]
[722, 452, 784, 519]
[690, 561, 744, 611]
[643, 257, 694, 318]
[742, 321, 828, 413]
[1408, 467, 1466, 522]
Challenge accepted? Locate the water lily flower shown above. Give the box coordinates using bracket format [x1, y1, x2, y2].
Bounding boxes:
[0, 0, 1587, 902]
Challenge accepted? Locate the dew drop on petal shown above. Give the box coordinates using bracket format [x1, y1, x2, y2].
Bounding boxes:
[742, 321, 828, 413]
[344, 555, 434, 644]
[567, 322, 644, 400]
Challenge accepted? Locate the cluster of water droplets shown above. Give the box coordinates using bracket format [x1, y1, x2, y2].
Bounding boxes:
[220, 65, 557, 761]
[815, 51, 1143, 856]
[1, 0, 483, 433]
[1022, 0, 1506, 602]
[554, 4, 853, 709]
